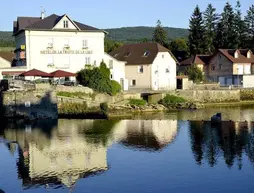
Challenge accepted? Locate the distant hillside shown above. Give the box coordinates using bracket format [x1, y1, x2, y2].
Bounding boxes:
[0, 26, 188, 46]
[105, 26, 189, 42]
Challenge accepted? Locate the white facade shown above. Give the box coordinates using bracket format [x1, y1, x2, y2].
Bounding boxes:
[103, 53, 128, 90]
[0, 14, 127, 88]
[151, 52, 177, 90]
[16, 30, 105, 73]
[0, 57, 12, 68]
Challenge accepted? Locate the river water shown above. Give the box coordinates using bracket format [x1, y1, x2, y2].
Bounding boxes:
[1, 107, 254, 193]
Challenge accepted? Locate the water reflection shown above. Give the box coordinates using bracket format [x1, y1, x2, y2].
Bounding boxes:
[0, 119, 178, 190]
[3, 117, 254, 192]
[190, 121, 254, 169]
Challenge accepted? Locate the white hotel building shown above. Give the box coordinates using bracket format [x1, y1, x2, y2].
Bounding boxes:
[0, 12, 127, 89]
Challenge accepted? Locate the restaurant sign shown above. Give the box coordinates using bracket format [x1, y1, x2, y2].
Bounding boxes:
[40, 50, 92, 54]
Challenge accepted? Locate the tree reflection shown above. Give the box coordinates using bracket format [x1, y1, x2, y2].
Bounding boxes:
[189, 121, 253, 169]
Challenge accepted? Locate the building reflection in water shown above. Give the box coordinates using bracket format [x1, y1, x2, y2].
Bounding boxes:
[1, 119, 178, 189]
[115, 120, 178, 151]
[189, 121, 254, 169]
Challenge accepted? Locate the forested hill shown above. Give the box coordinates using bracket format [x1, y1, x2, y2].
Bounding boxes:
[105, 26, 188, 42]
[0, 26, 188, 46]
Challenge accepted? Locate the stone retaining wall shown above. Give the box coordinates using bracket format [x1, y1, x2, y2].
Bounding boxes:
[1, 90, 58, 118]
[177, 90, 240, 102]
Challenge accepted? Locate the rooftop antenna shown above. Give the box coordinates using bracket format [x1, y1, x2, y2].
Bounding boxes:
[40, 6, 46, 19]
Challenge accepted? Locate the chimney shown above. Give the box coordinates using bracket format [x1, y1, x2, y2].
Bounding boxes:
[41, 6, 45, 19]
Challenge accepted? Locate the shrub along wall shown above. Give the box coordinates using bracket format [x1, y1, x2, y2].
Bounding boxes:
[240, 90, 254, 101]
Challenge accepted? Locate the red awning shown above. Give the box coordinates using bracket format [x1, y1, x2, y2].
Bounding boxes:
[2, 71, 25, 75]
[50, 70, 76, 77]
[20, 69, 52, 77]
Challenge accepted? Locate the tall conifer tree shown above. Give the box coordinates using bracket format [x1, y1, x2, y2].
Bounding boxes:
[220, 2, 237, 48]
[152, 20, 168, 47]
[234, 0, 248, 48]
[189, 6, 205, 55]
[203, 4, 219, 53]
[245, 5, 254, 49]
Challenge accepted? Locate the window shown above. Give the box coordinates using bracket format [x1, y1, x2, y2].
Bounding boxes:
[48, 38, 53, 48]
[82, 40, 88, 48]
[162, 54, 164, 58]
[63, 20, 69, 28]
[94, 60, 97, 66]
[138, 66, 144, 73]
[131, 80, 136, 86]
[211, 65, 215, 71]
[63, 57, 70, 68]
[165, 68, 169, 73]
[110, 74, 113, 79]
[143, 51, 150, 57]
[219, 64, 222, 70]
[109, 60, 113, 69]
[48, 56, 54, 65]
[63, 39, 70, 48]
[124, 52, 131, 57]
[85, 57, 91, 64]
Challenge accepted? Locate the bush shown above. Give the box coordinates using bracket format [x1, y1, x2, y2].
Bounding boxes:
[187, 65, 204, 83]
[58, 102, 88, 115]
[77, 61, 122, 96]
[110, 80, 122, 96]
[240, 90, 254, 101]
[100, 102, 109, 113]
[129, 99, 147, 106]
[159, 94, 186, 107]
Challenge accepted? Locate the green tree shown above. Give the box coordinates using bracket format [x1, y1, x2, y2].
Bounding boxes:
[169, 38, 189, 60]
[244, 5, 254, 49]
[234, 0, 248, 48]
[220, 2, 237, 48]
[189, 6, 205, 55]
[214, 21, 224, 49]
[77, 61, 122, 96]
[187, 65, 204, 83]
[152, 20, 168, 46]
[203, 4, 219, 54]
[104, 39, 123, 53]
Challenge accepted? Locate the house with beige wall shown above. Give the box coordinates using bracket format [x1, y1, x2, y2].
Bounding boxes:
[110, 43, 177, 91]
[179, 55, 211, 79]
[179, 49, 254, 88]
[208, 49, 254, 87]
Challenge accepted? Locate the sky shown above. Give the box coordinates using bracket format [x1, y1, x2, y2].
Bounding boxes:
[0, 0, 252, 31]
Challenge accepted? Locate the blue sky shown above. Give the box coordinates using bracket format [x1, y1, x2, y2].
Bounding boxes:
[0, 0, 252, 31]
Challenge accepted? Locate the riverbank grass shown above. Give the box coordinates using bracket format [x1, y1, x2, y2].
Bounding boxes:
[129, 99, 147, 106]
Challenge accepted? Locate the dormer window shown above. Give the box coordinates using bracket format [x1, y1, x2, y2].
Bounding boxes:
[143, 51, 150, 57]
[63, 20, 69, 28]
[247, 50, 252, 59]
[234, 50, 239, 58]
[124, 52, 131, 57]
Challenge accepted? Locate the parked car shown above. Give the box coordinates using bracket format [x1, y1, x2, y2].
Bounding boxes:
[64, 81, 76, 86]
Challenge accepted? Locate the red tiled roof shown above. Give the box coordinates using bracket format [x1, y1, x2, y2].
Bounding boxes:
[2, 71, 25, 75]
[180, 55, 211, 65]
[50, 70, 76, 77]
[0, 51, 15, 62]
[20, 69, 51, 77]
[218, 49, 254, 63]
